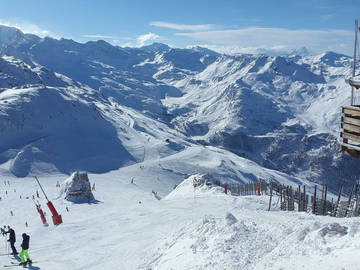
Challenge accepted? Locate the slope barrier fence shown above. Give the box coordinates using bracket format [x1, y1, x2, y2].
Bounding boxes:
[215, 181, 360, 218]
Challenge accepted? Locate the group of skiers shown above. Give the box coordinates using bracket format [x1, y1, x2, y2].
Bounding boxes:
[0, 225, 32, 265]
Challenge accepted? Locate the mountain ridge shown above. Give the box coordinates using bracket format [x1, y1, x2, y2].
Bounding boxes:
[0, 24, 357, 191]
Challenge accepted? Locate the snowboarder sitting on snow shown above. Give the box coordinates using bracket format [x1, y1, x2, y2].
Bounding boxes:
[19, 233, 32, 265]
[5, 226, 18, 255]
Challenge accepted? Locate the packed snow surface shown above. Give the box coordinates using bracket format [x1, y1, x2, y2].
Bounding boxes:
[0, 170, 358, 270]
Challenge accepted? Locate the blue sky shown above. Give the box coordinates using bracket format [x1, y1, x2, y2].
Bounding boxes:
[0, 0, 359, 54]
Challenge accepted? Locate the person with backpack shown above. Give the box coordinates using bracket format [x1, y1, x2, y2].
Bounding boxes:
[5, 226, 17, 255]
[19, 233, 32, 265]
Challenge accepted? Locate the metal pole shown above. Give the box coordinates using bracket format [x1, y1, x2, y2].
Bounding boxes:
[353, 20, 358, 78]
[34, 176, 50, 202]
[351, 20, 358, 105]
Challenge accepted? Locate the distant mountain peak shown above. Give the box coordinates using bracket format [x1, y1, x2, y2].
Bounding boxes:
[187, 45, 220, 56]
[0, 24, 25, 49]
[141, 42, 170, 53]
[288, 46, 311, 57]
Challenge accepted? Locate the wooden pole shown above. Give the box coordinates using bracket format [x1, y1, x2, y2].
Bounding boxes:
[333, 184, 343, 217]
[286, 186, 290, 211]
[345, 184, 356, 217]
[303, 185, 306, 211]
[268, 181, 273, 211]
[354, 182, 360, 216]
[297, 185, 301, 212]
[323, 184, 328, 215]
[312, 185, 317, 214]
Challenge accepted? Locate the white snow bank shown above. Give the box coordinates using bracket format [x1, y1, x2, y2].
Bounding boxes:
[164, 174, 225, 200]
[256, 221, 360, 270]
[142, 213, 278, 270]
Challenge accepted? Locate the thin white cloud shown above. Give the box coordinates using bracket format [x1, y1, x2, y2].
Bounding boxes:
[136, 32, 160, 46]
[0, 20, 55, 38]
[81, 34, 116, 39]
[150, 21, 215, 31]
[81, 35, 133, 41]
[320, 14, 336, 22]
[176, 27, 353, 55]
[188, 44, 291, 56]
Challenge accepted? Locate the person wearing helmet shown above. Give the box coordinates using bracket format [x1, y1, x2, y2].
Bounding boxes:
[19, 233, 32, 266]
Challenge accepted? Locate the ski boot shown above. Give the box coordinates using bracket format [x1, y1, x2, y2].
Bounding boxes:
[27, 259, 32, 264]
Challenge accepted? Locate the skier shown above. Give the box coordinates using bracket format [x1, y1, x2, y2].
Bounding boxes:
[0, 226, 5, 236]
[5, 226, 18, 255]
[19, 233, 32, 265]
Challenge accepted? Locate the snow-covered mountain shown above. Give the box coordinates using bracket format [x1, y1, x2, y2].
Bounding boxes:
[0, 24, 358, 191]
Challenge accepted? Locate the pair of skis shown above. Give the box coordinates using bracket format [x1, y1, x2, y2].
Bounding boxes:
[3, 261, 37, 268]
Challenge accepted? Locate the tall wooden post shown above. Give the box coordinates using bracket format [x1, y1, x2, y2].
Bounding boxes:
[333, 184, 343, 217]
[323, 184, 328, 215]
[303, 185, 306, 211]
[312, 185, 317, 214]
[297, 185, 301, 212]
[354, 182, 360, 216]
[345, 184, 356, 217]
[268, 181, 273, 211]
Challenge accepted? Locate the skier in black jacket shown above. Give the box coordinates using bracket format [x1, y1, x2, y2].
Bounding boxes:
[19, 233, 32, 265]
[5, 226, 18, 255]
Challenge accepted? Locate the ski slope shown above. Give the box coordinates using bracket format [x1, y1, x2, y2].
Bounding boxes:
[0, 167, 358, 270]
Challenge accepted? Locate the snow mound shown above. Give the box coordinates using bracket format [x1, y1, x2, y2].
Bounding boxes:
[256, 222, 360, 270]
[164, 174, 224, 200]
[142, 215, 277, 270]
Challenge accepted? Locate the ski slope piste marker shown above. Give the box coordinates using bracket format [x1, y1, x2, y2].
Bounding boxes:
[34, 176, 62, 225]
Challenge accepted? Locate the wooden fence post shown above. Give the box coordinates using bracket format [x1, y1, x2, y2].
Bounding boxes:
[303, 185, 306, 212]
[345, 184, 356, 217]
[333, 184, 343, 217]
[354, 182, 360, 216]
[268, 181, 273, 211]
[312, 185, 317, 214]
[297, 185, 301, 212]
[323, 184, 328, 215]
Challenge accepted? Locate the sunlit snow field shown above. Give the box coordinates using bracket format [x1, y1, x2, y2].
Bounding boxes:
[0, 163, 358, 270]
